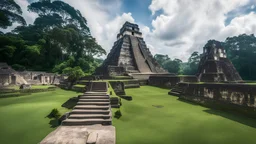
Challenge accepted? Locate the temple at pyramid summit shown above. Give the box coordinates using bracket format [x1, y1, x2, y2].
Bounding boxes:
[196, 40, 242, 82]
[95, 22, 168, 78]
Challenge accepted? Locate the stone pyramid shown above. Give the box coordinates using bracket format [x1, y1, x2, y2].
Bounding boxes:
[95, 22, 166, 77]
[197, 40, 242, 82]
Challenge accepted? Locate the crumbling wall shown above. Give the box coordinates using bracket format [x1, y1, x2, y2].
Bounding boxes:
[109, 81, 125, 95]
[148, 75, 198, 88]
[107, 66, 126, 76]
[179, 83, 256, 117]
[0, 74, 10, 85]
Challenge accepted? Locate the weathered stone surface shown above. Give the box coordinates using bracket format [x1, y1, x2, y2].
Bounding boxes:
[87, 132, 98, 144]
[149, 75, 198, 88]
[109, 81, 125, 95]
[19, 84, 31, 89]
[40, 125, 116, 144]
[197, 40, 242, 82]
[174, 82, 256, 118]
[95, 22, 167, 77]
[0, 62, 61, 85]
[40, 126, 89, 144]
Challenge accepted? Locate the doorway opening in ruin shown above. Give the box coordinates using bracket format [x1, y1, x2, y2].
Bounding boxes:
[132, 32, 134, 35]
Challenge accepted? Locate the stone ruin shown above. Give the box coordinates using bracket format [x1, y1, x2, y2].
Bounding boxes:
[0, 63, 18, 86]
[197, 40, 242, 82]
[0, 62, 60, 86]
[95, 22, 168, 78]
[168, 40, 256, 118]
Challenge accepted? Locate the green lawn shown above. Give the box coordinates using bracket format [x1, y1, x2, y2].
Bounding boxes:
[112, 86, 256, 144]
[0, 88, 81, 144]
[1, 85, 256, 144]
[7, 85, 52, 90]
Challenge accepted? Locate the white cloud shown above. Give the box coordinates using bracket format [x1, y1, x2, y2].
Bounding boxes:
[0, 0, 37, 33]
[63, 0, 135, 56]
[2, 0, 256, 63]
[2, 0, 135, 58]
[146, 0, 256, 61]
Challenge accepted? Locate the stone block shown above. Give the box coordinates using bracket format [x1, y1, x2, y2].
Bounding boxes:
[87, 132, 98, 144]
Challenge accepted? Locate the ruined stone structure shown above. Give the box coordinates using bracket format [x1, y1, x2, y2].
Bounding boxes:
[0, 63, 60, 86]
[149, 75, 198, 88]
[0, 63, 27, 85]
[95, 22, 167, 77]
[19, 71, 59, 85]
[197, 40, 242, 82]
[174, 82, 256, 118]
[168, 40, 253, 117]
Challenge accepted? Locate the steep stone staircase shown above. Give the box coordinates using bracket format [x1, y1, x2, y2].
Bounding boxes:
[129, 35, 151, 73]
[62, 82, 112, 126]
[221, 58, 242, 82]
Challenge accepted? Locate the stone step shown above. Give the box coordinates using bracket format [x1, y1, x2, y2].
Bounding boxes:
[82, 93, 108, 96]
[77, 102, 110, 105]
[74, 105, 110, 110]
[79, 96, 109, 99]
[71, 109, 110, 114]
[79, 99, 110, 102]
[68, 114, 111, 119]
[62, 118, 112, 125]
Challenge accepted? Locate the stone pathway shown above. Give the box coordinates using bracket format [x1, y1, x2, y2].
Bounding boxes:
[62, 92, 112, 125]
[40, 82, 115, 144]
[40, 125, 115, 144]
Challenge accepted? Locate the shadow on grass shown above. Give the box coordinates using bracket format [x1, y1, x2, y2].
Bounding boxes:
[49, 119, 60, 128]
[45, 108, 62, 128]
[61, 97, 78, 109]
[177, 97, 256, 128]
[177, 98, 199, 106]
[114, 110, 122, 119]
[204, 109, 256, 128]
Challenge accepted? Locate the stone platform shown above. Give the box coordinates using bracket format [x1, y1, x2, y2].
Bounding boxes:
[129, 73, 172, 80]
[40, 125, 115, 144]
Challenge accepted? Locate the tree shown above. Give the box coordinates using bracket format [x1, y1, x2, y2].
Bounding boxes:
[0, 34, 26, 63]
[63, 66, 85, 85]
[182, 51, 200, 75]
[163, 59, 182, 74]
[0, 0, 106, 73]
[0, 0, 26, 29]
[154, 54, 170, 67]
[225, 34, 256, 80]
[28, 0, 89, 34]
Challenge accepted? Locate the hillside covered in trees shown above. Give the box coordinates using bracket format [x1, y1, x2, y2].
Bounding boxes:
[0, 0, 105, 75]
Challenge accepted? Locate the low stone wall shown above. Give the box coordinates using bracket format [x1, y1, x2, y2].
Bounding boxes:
[122, 80, 140, 89]
[178, 83, 256, 118]
[0, 74, 10, 85]
[130, 73, 173, 80]
[138, 79, 148, 85]
[148, 75, 198, 88]
[72, 86, 85, 92]
[109, 81, 125, 95]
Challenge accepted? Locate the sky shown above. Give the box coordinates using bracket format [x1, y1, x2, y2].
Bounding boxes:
[4, 0, 256, 61]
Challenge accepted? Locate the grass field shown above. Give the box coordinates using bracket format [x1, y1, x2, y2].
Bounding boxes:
[0, 88, 81, 144]
[6, 85, 52, 90]
[112, 86, 256, 144]
[0, 85, 256, 144]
